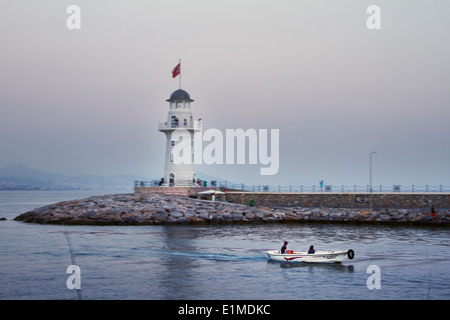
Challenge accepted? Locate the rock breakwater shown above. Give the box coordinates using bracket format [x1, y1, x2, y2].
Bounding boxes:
[14, 192, 450, 226]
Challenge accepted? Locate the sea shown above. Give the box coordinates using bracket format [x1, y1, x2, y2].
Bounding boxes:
[0, 189, 449, 300]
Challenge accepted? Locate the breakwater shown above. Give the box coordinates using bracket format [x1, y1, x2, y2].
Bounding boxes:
[135, 187, 450, 208]
[14, 192, 450, 226]
[225, 191, 450, 209]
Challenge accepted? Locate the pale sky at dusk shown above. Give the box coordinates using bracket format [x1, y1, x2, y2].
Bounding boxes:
[1, 0, 449, 187]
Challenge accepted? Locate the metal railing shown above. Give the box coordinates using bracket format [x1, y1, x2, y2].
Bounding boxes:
[135, 180, 450, 193]
[158, 122, 202, 131]
[135, 180, 197, 187]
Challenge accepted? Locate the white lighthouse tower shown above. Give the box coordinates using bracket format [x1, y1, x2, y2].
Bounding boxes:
[158, 89, 200, 186]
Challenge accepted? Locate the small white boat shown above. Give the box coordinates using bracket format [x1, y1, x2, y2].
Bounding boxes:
[266, 249, 354, 263]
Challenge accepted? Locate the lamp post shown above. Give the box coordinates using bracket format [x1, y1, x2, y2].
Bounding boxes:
[369, 151, 378, 193]
[369, 151, 378, 208]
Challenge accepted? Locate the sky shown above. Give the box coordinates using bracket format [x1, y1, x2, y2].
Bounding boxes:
[0, 0, 449, 187]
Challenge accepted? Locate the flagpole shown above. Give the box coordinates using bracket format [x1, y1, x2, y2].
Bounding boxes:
[179, 59, 181, 89]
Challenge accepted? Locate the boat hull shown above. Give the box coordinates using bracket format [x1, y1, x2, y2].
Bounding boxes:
[266, 250, 351, 263]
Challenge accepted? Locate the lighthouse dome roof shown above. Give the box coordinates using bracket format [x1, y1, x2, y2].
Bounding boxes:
[167, 89, 194, 102]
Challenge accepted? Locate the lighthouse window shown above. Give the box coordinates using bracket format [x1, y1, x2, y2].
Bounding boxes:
[170, 153, 174, 163]
[171, 141, 175, 147]
[171, 116, 179, 127]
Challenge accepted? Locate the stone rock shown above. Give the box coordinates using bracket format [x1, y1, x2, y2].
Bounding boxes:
[209, 213, 221, 223]
[329, 211, 342, 218]
[262, 211, 273, 218]
[262, 216, 277, 222]
[166, 216, 177, 223]
[231, 213, 245, 222]
[176, 217, 190, 224]
[273, 211, 285, 220]
[124, 216, 137, 222]
[244, 212, 256, 219]
[163, 206, 175, 212]
[222, 214, 233, 222]
[198, 212, 210, 221]
[184, 210, 196, 217]
[78, 210, 96, 218]
[169, 211, 184, 218]
[191, 216, 208, 223]
[153, 211, 169, 223]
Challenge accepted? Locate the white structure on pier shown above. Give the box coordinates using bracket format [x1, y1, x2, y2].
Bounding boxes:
[158, 89, 201, 186]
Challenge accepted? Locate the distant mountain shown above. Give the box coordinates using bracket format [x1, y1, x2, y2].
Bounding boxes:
[0, 164, 60, 181]
[0, 164, 151, 190]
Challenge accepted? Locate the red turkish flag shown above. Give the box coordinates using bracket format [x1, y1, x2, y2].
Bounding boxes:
[172, 63, 180, 78]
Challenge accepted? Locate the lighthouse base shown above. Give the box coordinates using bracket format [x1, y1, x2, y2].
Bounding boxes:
[134, 186, 222, 197]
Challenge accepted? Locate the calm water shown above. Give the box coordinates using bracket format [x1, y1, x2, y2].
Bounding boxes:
[0, 190, 449, 300]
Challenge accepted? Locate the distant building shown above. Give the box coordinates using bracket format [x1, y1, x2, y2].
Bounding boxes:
[158, 89, 201, 186]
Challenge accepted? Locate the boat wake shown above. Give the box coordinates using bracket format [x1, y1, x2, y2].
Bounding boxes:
[147, 248, 264, 263]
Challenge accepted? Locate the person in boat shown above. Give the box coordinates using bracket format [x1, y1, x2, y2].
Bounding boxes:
[280, 241, 288, 254]
[308, 245, 315, 254]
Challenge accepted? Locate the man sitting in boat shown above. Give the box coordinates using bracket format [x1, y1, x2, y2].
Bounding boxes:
[280, 241, 288, 254]
[308, 245, 315, 254]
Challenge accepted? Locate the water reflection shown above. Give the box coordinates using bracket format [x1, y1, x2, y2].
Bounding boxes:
[272, 260, 355, 273]
[158, 225, 202, 300]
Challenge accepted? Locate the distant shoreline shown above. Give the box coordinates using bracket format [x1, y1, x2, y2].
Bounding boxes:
[14, 192, 450, 226]
[0, 186, 132, 191]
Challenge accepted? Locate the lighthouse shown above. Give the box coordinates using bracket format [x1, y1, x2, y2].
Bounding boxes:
[158, 89, 201, 186]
